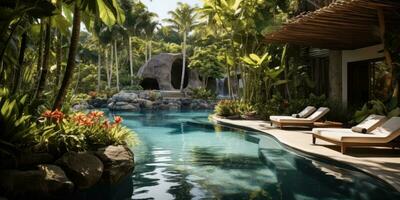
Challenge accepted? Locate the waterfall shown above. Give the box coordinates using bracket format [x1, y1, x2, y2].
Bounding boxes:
[216, 78, 226, 98]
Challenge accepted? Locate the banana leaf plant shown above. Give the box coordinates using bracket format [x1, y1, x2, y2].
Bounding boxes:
[242, 52, 287, 100]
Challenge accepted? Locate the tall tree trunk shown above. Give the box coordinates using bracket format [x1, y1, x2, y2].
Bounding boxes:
[180, 32, 187, 92]
[225, 51, 232, 99]
[377, 9, 396, 99]
[55, 0, 62, 89]
[105, 48, 111, 88]
[129, 36, 133, 86]
[53, 3, 81, 110]
[149, 40, 152, 59]
[35, 17, 52, 100]
[114, 40, 120, 91]
[97, 47, 101, 92]
[109, 44, 113, 87]
[144, 39, 148, 63]
[55, 31, 62, 89]
[36, 20, 44, 84]
[12, 32, 27, 94]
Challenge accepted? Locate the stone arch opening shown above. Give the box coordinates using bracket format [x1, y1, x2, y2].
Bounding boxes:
[171, 58, 189, 89]
[140, 78, 160, 90]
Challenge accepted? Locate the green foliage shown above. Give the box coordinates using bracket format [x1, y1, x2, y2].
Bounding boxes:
[189, 45, 224, 87]
[215, 100, 241, 117]
[0, 88, 37, 147]
[35, 110, 138, 155]
[214, 100, 255, 117]
[189, 88, 216, 100]
[352, 99, 400, 123]
[148, 91, 162, 101]
[71, 93, 91, 105]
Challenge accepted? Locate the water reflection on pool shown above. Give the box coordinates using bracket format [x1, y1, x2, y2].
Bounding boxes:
[115, 110, 399, 200]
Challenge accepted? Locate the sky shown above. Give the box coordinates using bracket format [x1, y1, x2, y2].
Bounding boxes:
[142, 0, 203, 22]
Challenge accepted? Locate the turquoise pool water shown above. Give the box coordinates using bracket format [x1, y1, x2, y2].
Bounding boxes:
[116, 110, 399, 200]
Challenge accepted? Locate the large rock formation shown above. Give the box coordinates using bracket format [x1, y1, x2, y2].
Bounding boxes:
[137, 53, 202, 90]
[56, 152, 104, 189]
[95, 145, 135, 184]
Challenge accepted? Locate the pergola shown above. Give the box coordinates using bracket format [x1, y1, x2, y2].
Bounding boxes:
[264, 0, 400, 50]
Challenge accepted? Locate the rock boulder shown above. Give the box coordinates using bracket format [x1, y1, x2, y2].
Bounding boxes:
[95, 145, 134, 184]
[56, 152, 103, 189]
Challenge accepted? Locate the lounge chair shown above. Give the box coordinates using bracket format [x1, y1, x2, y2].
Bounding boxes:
[312, 117, 400, 154]
[270, 106, 316, 122]
[313, 114, 387, 135]
[270, 107, 330, 129]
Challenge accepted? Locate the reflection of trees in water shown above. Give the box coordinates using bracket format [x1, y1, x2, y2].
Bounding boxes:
[166, 171, 194, 200]
[261, 148, 400, 200]
[190, 147, 264, 170]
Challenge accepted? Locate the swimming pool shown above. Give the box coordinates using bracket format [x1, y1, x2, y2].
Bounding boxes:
[117, 110, 399, 200]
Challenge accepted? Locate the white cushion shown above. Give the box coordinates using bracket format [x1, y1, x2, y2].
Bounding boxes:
[297, 106, 317, 118]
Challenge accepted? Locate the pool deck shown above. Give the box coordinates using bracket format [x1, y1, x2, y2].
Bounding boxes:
[211, 115, 400, 192]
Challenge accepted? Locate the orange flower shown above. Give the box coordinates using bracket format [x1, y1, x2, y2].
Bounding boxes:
[88, 111, 104, 120]
[51, 109, 64, 122]
[103, 120, 111, 129]
[114, 116, 123, 124]
[42, 110, 52, 118]
[41, 109, 64, 123]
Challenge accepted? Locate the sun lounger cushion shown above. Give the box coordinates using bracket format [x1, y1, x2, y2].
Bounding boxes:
[297, 106, 317, 118]
[272, 107, 329, 123]
[271, 106, 316, 121]
[352, 114, 387, 132]
[314, 117, 400, 143]
[313, 114, 386, 135]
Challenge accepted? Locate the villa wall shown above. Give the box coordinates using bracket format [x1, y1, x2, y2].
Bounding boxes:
[339, 44, 384, 106]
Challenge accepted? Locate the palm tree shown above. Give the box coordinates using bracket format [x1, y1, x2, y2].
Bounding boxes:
[165, 3, 199, 92]
[125, 1, 157, 85]
[144, 21, 158, 60]
[53, 0, 125, 110]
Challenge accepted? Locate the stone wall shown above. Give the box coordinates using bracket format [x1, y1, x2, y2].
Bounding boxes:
[108, 91, 217, 111]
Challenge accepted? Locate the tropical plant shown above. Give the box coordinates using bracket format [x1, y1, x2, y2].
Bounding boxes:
[0, 88, 37, 156]
[214, 100, 240, 117]
[53, 0, 125, 110]
[35, 110, 137, 155]
[188, 45, 224, 88]
[352, 99, 400, 124]
[165, 3, 200, 92]
[189, 88, 215, 100]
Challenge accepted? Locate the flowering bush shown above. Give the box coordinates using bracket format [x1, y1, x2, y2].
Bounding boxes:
[35, 110, 137, 154]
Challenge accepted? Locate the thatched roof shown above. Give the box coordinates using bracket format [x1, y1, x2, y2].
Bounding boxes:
[264, 0, 400, 50]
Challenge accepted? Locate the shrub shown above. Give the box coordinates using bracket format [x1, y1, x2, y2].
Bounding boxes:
[215, 100, 240, 117]
[189, 88, 216, 100]
[148, 90, 161, 101]
[71, 93, 91, 105]
[35, 110, 138, 155]
[0, 88, 37, 154]
[352, 99, 400, 124]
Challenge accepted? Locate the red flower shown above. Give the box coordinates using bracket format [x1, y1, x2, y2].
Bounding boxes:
[114, 116, 123, 124]
[88, 111, 104, 120]
[41, 109, 64, 123]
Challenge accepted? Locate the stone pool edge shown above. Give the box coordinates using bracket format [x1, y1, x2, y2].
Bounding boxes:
[210, 114, 400, 192]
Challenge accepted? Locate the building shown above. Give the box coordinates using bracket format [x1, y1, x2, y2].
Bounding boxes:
[264, 0, 400, 107]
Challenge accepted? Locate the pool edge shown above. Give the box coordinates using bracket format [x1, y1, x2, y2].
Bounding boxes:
[210, 114, 400, 193]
